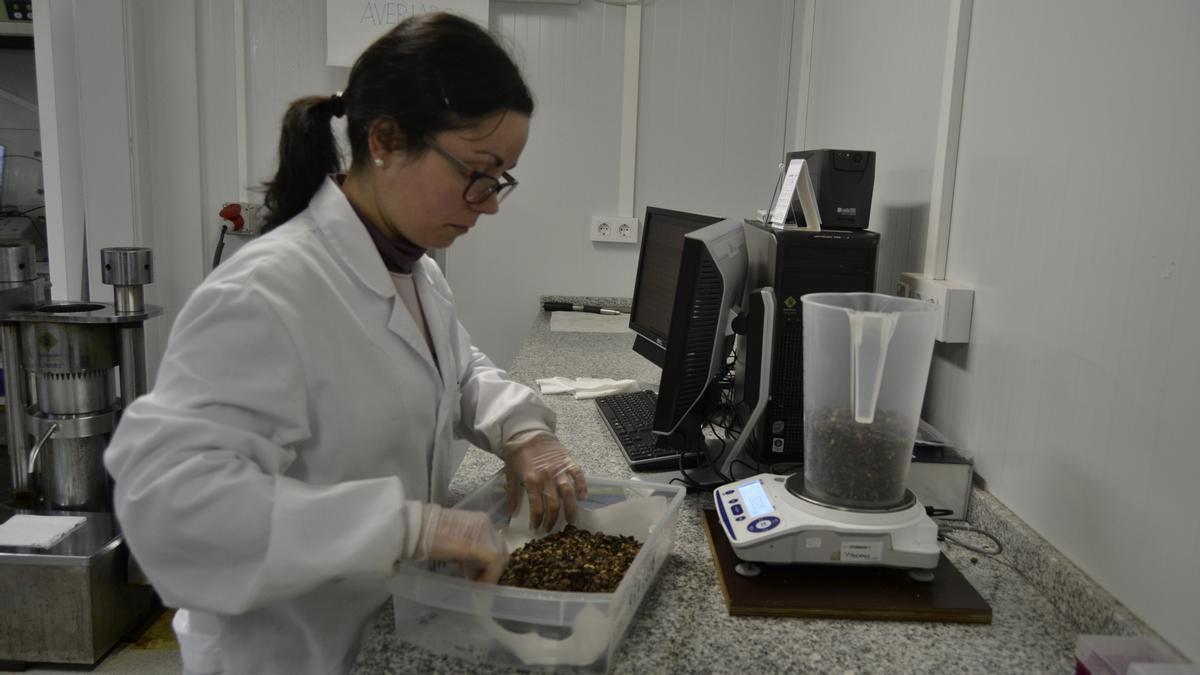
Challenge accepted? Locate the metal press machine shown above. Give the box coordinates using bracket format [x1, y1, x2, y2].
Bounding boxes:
[0, 244, 161, 667]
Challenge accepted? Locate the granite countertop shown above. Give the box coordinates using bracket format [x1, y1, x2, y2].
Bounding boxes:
[352, 301, 1146, 674]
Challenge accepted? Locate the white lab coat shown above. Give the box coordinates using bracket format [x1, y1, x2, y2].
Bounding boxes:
[104, 178, 554, 674]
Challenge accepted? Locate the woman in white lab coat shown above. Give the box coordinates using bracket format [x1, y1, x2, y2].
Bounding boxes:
[104, 13, 586, 675]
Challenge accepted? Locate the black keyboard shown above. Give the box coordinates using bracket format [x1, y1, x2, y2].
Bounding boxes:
[595, 390, 698, 472]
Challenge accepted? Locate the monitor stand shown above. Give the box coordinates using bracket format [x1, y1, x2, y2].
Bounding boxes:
[633, 287, 776, 492]
[632, 437, 744, 490]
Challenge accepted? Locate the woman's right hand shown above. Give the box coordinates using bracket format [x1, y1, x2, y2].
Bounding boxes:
[413, 504, 507, 583]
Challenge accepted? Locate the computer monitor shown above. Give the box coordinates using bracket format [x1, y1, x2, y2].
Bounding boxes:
[629, 207, 747, 441]
[628, 207, 723, 369]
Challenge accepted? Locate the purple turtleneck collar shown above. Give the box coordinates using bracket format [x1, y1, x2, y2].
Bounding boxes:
[336, 174, 426, 274]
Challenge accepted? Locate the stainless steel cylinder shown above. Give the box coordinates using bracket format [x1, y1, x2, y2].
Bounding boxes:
[113, 286, 142, 313]
[0, 243, 36, 283]
[33, 370, 118, 415]
[2, 324, 30, 491]
[118, 324, 148, 401]
[36, 435, 111, 511]
[19, 316, 117, 373]
[101, 247, 153, 314]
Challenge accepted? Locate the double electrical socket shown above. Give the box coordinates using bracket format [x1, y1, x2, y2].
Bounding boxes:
[590, 216, 639, 244]
[897, 272, 975, 344]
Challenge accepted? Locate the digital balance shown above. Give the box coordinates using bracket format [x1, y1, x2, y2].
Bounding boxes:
[714, 292, 944, 576]
[713, 473, 938, 571]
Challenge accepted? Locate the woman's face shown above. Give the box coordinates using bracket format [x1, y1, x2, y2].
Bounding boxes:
[371, 110, 530, 249]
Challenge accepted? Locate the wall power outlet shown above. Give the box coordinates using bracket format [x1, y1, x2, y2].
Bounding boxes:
[590, 216, 639, 244]
[219, 202, 263, 235]
[897, 272, 975, 344]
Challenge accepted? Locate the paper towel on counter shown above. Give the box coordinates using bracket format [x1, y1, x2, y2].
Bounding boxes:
[0, 515, 86, 548]
[536, 377, 638, 400]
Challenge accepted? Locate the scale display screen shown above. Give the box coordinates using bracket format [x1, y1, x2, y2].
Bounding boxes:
[738, 480, 774, 517]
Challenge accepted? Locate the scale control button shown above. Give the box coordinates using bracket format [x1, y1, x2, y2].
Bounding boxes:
[731, 504, 743, 516]
[748, 516, 781, 533]
[736, 516, 746, 522]
[723, 489, 734, 495]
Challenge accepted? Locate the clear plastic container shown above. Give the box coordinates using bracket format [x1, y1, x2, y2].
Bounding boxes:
[801, 292, 939, 510]
[1075, 634, 1185, 675]
[388, 474, 685, 673]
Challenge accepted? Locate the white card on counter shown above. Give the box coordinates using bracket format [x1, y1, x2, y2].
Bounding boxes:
[549, 312, 631, 334]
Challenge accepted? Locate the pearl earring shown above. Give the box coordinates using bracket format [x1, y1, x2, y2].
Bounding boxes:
[373, 157, 384, 167]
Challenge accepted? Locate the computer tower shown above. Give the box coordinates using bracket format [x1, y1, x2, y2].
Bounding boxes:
[735, 221, 880, 465]
[784, 149, 876, 230]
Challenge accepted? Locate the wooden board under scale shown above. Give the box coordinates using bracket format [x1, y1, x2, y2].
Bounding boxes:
[701, 508, 992, 623]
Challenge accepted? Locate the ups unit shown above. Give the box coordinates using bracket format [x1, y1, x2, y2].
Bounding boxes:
[784, 149, 876, 230]
[736, 222, 880, 465]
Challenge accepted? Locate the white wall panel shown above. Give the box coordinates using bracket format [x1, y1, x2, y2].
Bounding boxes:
[0, 48, 41, 210]
[32, 0, 85, 302]
[802, 0, 950, 292]
[194, 0, 245, 269]
[636, 0, 794, 221]
[126, 1, 209, 379]
[244, 0, 347, 191]
[445, 1, 626, 369]
[927, 0, 1200, 661]
[448, 0, 795, 369]
[74, 0, 139, 298]
[125, 0, 794, 372]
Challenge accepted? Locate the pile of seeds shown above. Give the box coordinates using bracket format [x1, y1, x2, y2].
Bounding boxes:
[804, 407, 914, 508]
[498, 525, 641, 593]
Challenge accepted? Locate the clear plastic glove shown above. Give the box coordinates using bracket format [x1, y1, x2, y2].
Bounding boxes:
[414, 504, 507, 584]
[502, 432, 589, 531]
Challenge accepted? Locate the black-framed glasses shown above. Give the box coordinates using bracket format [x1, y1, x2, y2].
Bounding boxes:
[427, 141, 518, 205]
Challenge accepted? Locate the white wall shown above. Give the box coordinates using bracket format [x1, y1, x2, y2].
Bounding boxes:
[244, 0, 348, 193]
[31, 0, 85, 302]
[445, 0, 796, 369]
[925, 0, 1200, 660]
[635, 0, 795, 220]
[46, 0, 796, 373]
[804, 0, 1200, 661]
[0, 47, 41, 211]
[445, 0, 627, 369]
[802, 0, 951, 293]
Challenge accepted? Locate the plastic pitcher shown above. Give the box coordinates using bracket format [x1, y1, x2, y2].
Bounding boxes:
[800, 293, 939, 510]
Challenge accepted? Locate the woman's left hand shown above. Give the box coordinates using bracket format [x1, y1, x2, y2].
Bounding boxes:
[502, 433, 588, 531]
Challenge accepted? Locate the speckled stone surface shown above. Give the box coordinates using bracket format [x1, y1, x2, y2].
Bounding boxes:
[348, 303, 1152, 674]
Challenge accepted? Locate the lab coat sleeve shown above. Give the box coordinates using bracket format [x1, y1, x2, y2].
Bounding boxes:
[104, 279, 413, 616]
[451, 320, 555, 456]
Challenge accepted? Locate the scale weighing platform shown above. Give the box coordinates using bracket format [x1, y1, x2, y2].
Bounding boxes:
[713, 473, 940, 572]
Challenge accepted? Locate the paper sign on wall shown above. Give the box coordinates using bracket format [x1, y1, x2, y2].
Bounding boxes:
[326, 0, 490, 67]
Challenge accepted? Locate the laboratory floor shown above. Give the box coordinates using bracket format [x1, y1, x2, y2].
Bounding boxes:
[0, 610, 181, 675]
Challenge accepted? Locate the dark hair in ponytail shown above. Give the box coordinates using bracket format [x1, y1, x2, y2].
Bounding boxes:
[261, 13, 534, 231]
